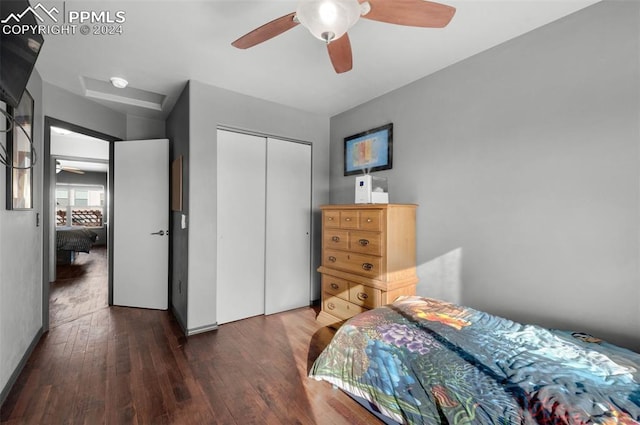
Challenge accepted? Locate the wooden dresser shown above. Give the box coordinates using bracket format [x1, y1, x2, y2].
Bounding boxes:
[316, 204, 418, 327]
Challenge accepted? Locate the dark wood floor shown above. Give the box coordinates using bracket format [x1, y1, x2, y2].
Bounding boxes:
[1, 249, 378, 424]
[50, 246, 109, 328]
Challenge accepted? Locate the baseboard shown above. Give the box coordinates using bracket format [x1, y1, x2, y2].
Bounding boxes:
[169, 305, 218, 337]
[187, 323, 218, 336]
[0, 327, 43, 408]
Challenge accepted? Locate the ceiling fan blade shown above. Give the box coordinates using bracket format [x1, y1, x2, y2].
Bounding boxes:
[327, 33, 353, 74]
[362, 0, 455, 28]
[232, 12, 299, 49]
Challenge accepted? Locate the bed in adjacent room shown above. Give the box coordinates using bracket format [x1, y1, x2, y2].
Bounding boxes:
[56, 226, 98, 264]
[310, 296, 640, 424]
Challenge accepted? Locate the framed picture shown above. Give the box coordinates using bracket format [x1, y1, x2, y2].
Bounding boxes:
[6, 90, 34, 210]
[344, 123, 393, 176]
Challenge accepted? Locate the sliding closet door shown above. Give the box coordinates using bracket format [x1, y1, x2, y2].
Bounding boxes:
[216, 130, 266, 324]
[265, 138, 312, 315]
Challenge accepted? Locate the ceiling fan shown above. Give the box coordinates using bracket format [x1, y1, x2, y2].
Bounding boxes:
[231, 0, 456, 74]
[56, 160, 85, 175]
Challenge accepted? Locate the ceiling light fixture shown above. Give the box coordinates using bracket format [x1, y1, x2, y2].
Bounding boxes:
[110, 77, 128, 89]
[296, 0, 368, 43]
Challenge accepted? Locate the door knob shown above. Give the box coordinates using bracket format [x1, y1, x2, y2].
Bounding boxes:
[151, 230, 165, 236]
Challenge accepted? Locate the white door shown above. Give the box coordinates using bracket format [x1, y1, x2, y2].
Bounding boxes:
[113, 139, 169, 309]
[265, 138, 312, 315]
[216, 130, 266, 324]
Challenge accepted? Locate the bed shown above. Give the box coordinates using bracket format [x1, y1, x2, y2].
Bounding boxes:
[309, 296, 640, 424]
[56, 226, 98, 264]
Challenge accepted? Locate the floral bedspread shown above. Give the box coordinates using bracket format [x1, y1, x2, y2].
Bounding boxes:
[309, 296, 640, 424]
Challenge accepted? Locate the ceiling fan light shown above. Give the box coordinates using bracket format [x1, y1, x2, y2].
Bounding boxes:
[296, 0, 361, 43]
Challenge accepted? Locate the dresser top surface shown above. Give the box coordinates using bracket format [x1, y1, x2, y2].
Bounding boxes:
[320, 204, 417, 210]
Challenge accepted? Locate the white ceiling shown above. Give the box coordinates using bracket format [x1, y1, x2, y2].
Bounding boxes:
[34, 0, 601, 118]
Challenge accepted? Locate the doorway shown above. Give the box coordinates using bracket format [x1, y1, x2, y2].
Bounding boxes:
[42, 117, 119, 331]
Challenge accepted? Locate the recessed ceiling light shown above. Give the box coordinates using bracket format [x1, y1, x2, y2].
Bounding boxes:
[110, 77, 128, 89]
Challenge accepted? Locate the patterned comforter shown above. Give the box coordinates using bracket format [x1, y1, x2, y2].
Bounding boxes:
[309, 296, 640, 424]
[56, 226, 98, 253]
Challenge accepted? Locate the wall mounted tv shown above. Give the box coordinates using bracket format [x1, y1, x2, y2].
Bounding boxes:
[0, 0, 44, 108]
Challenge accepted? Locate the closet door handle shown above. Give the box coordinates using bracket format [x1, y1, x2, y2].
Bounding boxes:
[362, 263, 373, 271]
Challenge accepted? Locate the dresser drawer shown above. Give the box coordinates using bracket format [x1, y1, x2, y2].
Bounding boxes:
[322, 275, 350, 300]
[359, 210, 383, 231]
[323, 229, 349, 251]
[349, 231, 382, 256]
[340, 210, 359, 229]
[349, 284, 381, 309]
[323, 294, 366, 320]
[324, 249, 383, 278]
[324, 210, 340, 228]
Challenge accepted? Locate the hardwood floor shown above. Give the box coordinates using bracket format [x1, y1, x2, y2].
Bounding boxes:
[1, 248, 379, 424]
[50, 246, 109, 328]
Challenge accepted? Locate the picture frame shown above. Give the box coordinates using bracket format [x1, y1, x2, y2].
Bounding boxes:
[343, 123, 393, 176]
[6, 89, 34, 210]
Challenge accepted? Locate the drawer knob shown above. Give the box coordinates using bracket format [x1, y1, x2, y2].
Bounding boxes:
[331, 236, 340, 242]
[327, 302, 335, 310]
[345, 218, 351, 221]
[362, 263, 373, 271]
[358, 239, 369, 246]
[327, 217, 334, 221]
[357, 292, 368, 301]
[330, 283, 339, 290]
[367, 218, 372, 223]
[328, 256, 337, 263]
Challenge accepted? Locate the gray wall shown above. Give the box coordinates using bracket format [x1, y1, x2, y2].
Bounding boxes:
[127, 114, 166, 140]
[43, 83, 127, 139]
[43, 82, 165, 141]
[184, 80, 330, 331]
[166, 84, 189, 331]
[330, 1, 640, 350]
[0, 71, 44, 401]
